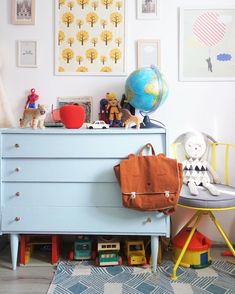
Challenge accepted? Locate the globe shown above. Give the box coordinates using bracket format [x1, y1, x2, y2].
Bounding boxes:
[125, 65, 168, 128]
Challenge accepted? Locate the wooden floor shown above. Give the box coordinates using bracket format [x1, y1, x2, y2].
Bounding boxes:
[0, 247, 54, 294]
[0, 244, 233, 294]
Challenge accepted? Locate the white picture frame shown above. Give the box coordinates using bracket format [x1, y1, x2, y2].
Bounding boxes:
[137, 39, 161, 69]
[12, 0, 35, 25]
[137, 0, 159, 20]
[55, 0, 127, 76]
[179, 7, 235, 81]
[57, 96, 93, 123]
[17, 40, 38, 68]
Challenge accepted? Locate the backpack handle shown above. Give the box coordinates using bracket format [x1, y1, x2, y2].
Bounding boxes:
[138, 143, 156, 156]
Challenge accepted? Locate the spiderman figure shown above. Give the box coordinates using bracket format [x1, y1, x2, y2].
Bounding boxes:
[24, 88, 39, 109]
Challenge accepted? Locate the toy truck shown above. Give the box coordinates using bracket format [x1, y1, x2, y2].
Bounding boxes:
[125, 240, 147, 266]
[96, 239, 122, 266]
[69, 238, 95, 261]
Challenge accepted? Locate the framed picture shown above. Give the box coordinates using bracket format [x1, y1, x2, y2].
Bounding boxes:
[17, 40, 38, 68]
[57, 96, 93, 123]
[55, 0, 127, 76]
[179, 7, 235, 81]
[137, 0, 159, 20]
[137, 39, 161, 69]
[12, 0, 35, 25]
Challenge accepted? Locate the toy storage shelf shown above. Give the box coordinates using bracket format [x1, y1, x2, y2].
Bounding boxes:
[0, 128, 170, 271]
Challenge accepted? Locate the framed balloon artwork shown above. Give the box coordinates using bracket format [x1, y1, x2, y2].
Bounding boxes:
[179, 7, 235, 81]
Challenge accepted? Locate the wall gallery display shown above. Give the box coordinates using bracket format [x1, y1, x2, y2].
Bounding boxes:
[12, 0, 35, 25]
[137, 0, 159, 20]
[17, 40, 38, 67]
[137, 39, 161, 69]
[55, 0, 126, 75]
[179, 7, 235, 81]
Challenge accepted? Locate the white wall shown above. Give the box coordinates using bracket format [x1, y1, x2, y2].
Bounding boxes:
[0, 0, 235, 243]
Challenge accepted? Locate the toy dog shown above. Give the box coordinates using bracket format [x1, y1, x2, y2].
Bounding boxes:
[20, 104, 48, 129]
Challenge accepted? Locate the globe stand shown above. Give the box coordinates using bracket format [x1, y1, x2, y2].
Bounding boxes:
[132, 115, 163, 129]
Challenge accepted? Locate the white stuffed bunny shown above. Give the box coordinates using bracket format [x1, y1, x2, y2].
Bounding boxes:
[174, 131, 221, 196]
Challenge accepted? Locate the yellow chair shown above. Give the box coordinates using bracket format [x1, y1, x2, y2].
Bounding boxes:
[171, 142, 235, 280]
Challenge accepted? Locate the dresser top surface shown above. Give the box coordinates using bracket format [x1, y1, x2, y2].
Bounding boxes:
[0, 128, 166, 135]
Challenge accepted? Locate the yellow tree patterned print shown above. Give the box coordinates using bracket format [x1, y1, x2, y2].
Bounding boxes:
[110, 12, 122, 27]
[101, 30, 112, 46]
[77, 19, 84, 28]
[91, 1, 99, 10]
[76, 55, 83, 64]
[86, 12, 98, 27]
[62, 48, 74, 63]
[86, 48, 98, 63]
[56, 0, 126, 74]
[58, 0, 65, 9]
[58, 31, 65, 45]
[102, 0, 113, 9]
[77, 30, 89, 45]
[77, 0, 89, 9]
[110, 48, 121, 63]
[67, 1, 75, 10]
[62, 12, 74, 27]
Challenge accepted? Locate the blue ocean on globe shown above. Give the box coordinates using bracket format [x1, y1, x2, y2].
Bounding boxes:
[125, 66, 168, 113]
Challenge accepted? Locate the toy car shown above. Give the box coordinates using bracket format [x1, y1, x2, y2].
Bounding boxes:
[69, 238, 95, 261]
[95, 239, 122, 266]
[125, 240, 147, 266]
[86, 120, 110, 129]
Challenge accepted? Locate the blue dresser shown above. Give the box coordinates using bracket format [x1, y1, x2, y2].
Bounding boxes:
[0, 128, 170, 270]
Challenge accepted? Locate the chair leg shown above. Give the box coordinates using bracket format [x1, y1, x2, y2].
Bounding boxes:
[171, 211, 203, 281]
[208, 211, 235, 257]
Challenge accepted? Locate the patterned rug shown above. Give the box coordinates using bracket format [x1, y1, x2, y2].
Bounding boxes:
[47, 260, 235, 294]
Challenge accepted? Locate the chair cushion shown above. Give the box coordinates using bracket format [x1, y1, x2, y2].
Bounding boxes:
[179, 184, 235, 208]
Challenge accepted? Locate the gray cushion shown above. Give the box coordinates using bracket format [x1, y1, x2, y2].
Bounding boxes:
[179, 184, 235, 208]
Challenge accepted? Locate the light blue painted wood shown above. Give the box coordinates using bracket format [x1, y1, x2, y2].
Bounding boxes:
[151, 236, 159, 272]
[10, 234, 19, 270]
[0, 128, 170, 270]
[0, 131, 2, 235]
[2, 207, 169, 235]
[3, 182, 122, 207]
[2, 132, 166, 158]
[2, 158, 119, 182]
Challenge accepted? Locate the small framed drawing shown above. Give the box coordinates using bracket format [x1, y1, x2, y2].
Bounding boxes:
[137, 40, 161, 69]
[58, 96, 93, 123]
[17, 40, 38, 68]
[137, 0, 159, 20]
[12, 0, 35, 25]
[179, 7, 235, 81]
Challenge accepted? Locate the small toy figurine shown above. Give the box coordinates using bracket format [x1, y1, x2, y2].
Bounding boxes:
[120, 109, 141, 129]
[25, 88, 39, 109]
[20, 104, 48, 129]
[120, 94, 135, 115]
[99, 98, 109, 124]
[106, 92, 122, 127]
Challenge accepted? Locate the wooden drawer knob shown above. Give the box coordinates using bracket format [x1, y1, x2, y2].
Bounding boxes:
[15, 167, 21, 172]
[15, 217, 21, 222]
[15, 192, 21, 197]
[146, 217, 152, 223]
[14, 143, 20, 148]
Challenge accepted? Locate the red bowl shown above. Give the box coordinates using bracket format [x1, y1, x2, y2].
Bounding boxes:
[60, 105, 85, 129]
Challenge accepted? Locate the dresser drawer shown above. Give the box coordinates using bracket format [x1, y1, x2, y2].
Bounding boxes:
[3, 182, 122, 207]
[2, 132, 166, 158]
[2, 207, 169, 236]
[2, 158, 119, 182]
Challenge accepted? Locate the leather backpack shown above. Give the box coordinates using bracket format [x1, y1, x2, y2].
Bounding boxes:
[114, 143, 183, 215]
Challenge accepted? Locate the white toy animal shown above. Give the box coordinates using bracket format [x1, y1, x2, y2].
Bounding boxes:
[174, 131, 221, 196]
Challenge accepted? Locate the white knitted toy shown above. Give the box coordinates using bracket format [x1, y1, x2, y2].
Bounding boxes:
[175, 131, 221, 196]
